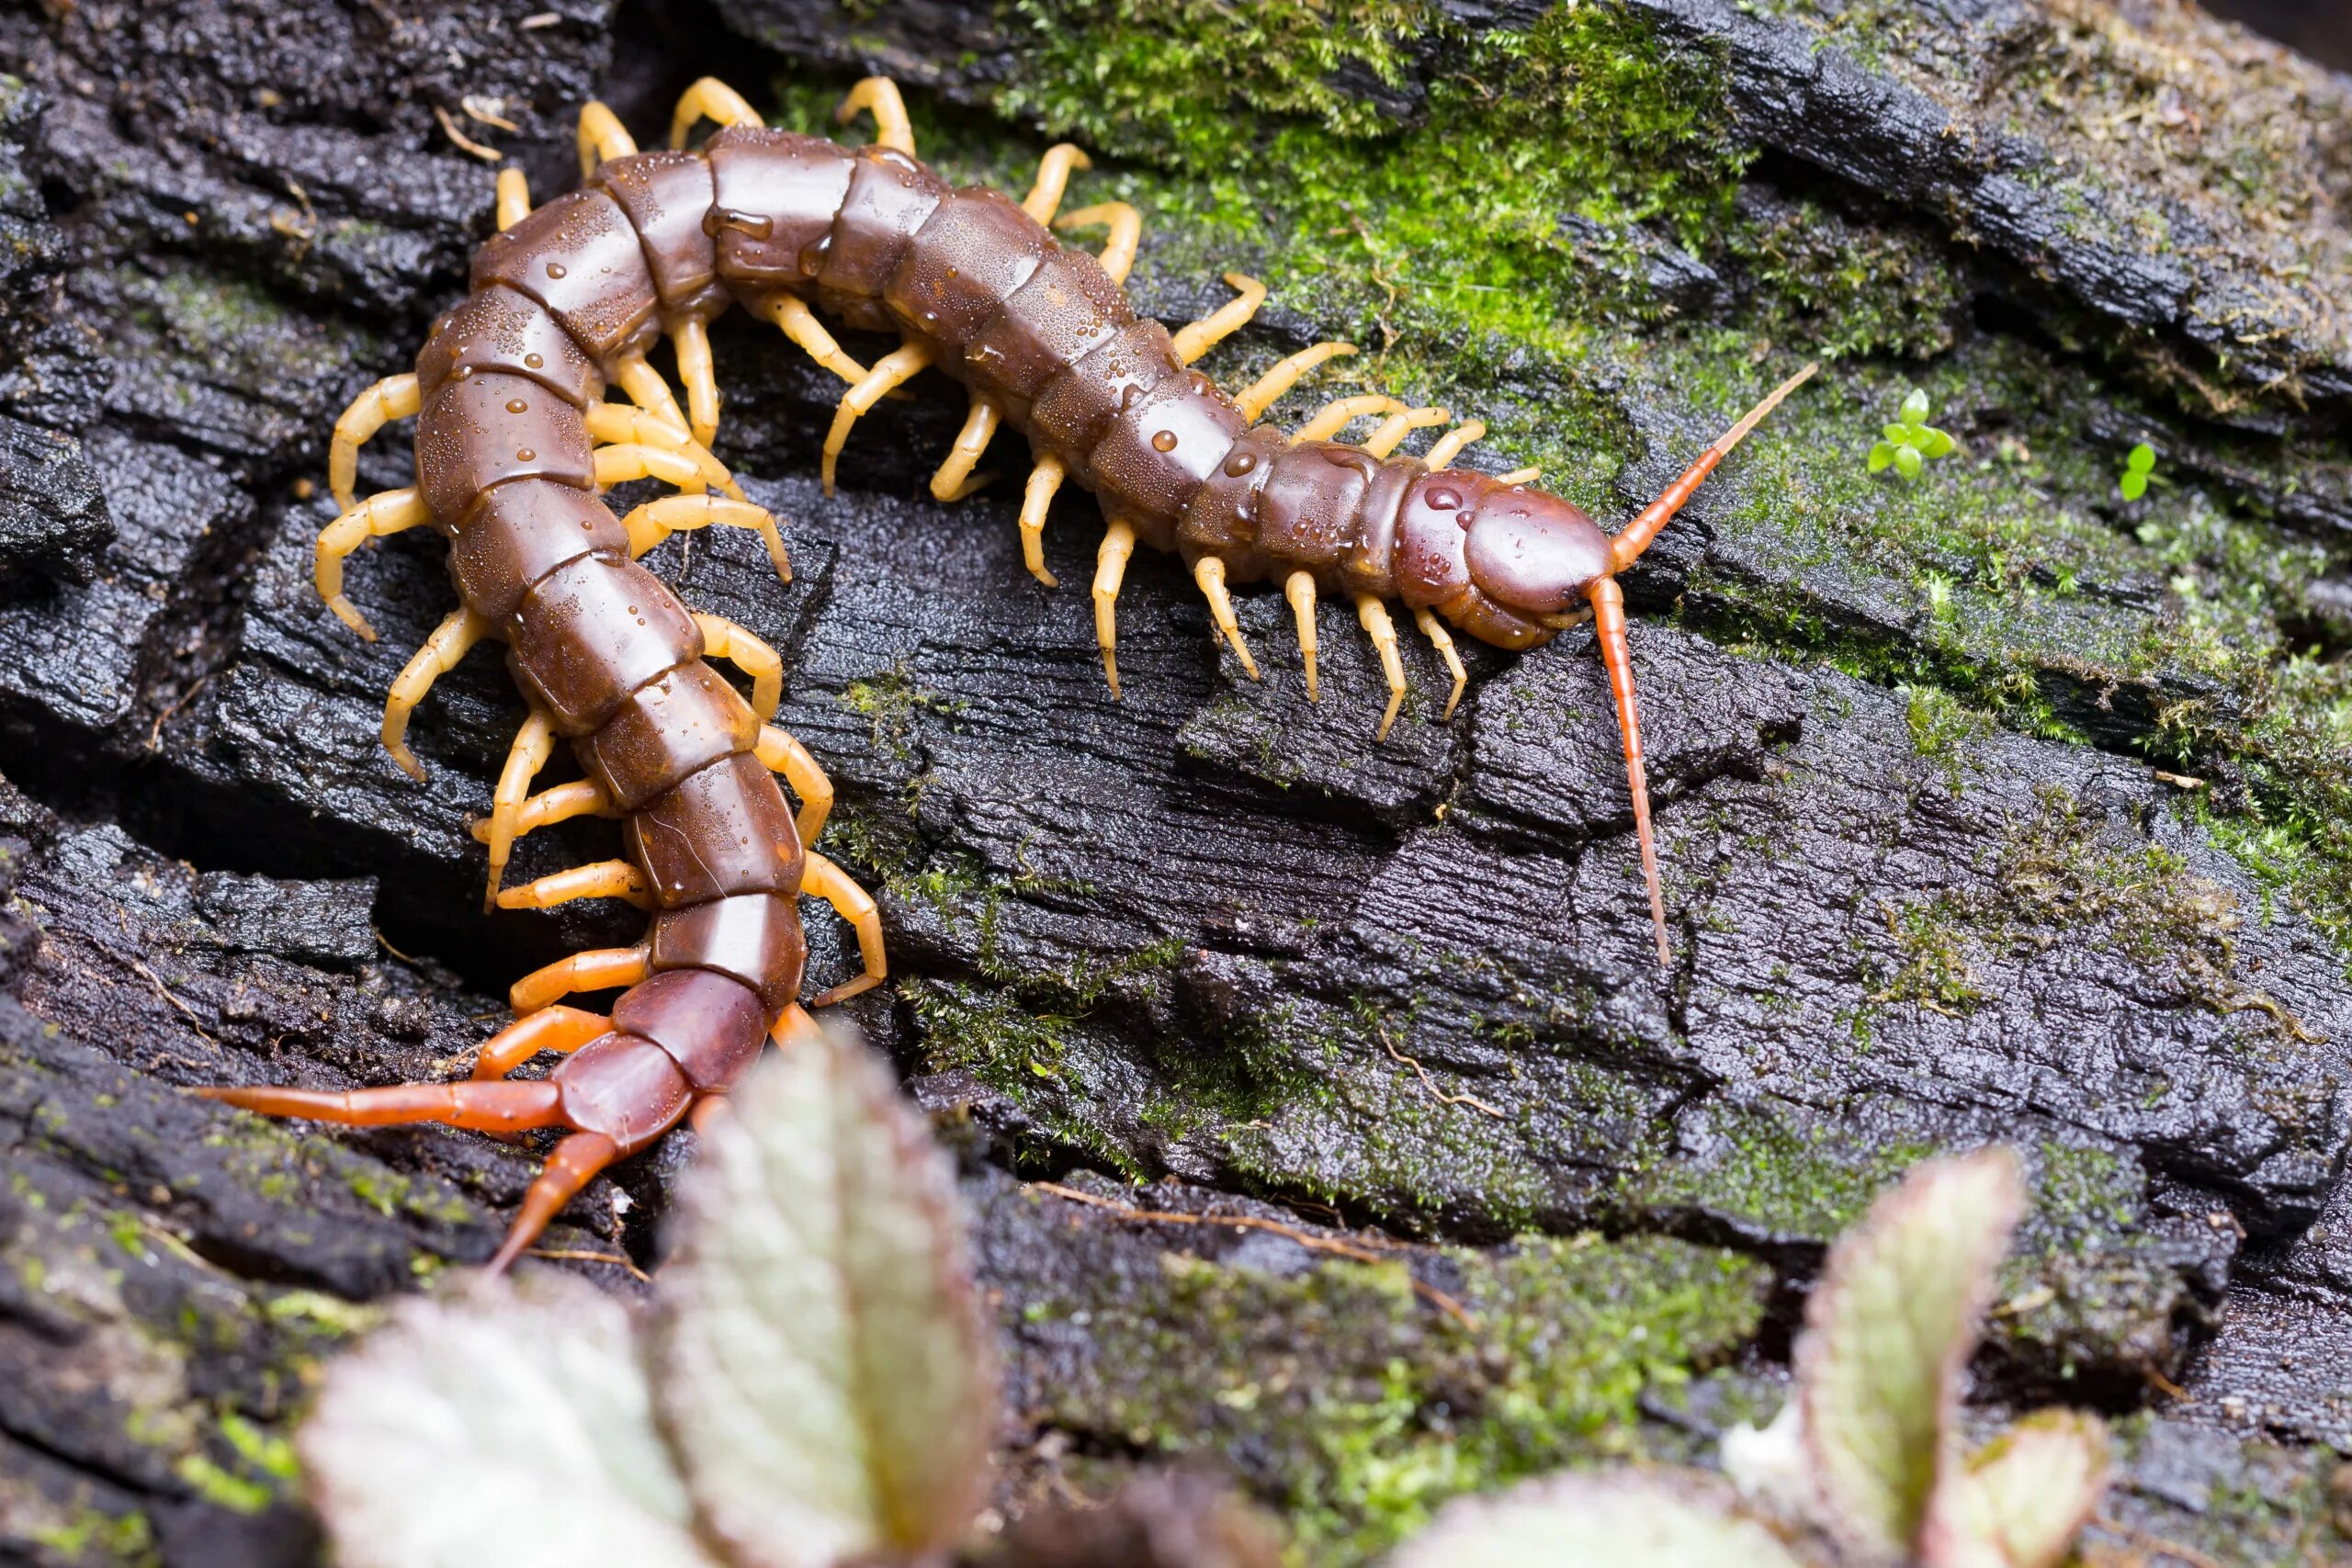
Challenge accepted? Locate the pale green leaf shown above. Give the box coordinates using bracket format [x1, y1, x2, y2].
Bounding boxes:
[1870, 442, 1896, 472]
[1798, 1147, 2025, 1560]
[2127, 443, 2155, 473]
[299, 1277, 718, 1568]
[1930, 1410, 2110, 1568]
[1894, 445, 1923, 479]
[1388, 1469, 1817, 1568]
[2119, 471, 2147, 502]
[1884, 423, 1916, 446]
[1901, 389, 1931, 423]
[650, 1022, 994, 1568]
[1916, 427, 1956, 459]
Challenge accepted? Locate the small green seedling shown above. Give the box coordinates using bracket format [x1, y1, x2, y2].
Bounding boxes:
[1869, 388, 1957, 480]
[2119, 443, 2156, 501]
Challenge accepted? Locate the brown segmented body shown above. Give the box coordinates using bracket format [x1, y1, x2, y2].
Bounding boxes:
[205, 75, 1811, 1268]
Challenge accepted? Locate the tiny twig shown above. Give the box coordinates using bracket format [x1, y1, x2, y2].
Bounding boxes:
[1029, 1179, 1478, 1330]
[526, 1247, 651, 1284]
[2088, 1517, 2225, 1568]
[1376, 1021, 1507, 1120]
[435, 105, 502, 162]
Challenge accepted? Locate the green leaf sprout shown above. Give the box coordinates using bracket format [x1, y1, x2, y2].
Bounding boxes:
[2119, 442, 2156, 502]
[1868, 387, 1957, 481]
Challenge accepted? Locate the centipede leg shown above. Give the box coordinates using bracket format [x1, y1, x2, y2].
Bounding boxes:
[1235, 342, 1358, 423]
[692, 612, 782, 719]
[495, 860, 653, 912]
[495, 168, 531, 231]
[594, 442, 730, 500]
[328, 376, 422, 515]
[470, 1005, 610, 1080]
[617, 494, 791, 586]
[198, 1077, 566, 1135]
[836, 77, 915, 155]
[1295, 395, 1408, 444]
[931, 396, 1000, 502]
[610, 353, 692, 445]
[1286, 571, 1320, 702]
[822, 343, 935, 494]
[1055, 202, 1141, 287]
[315, 486, 430, 640]
[1354, 593, 1408, 742]
[1021, 143, 1091, 222]
[575, 101, 637, 180]
[1496, 465, 1542, 486]
[1172, 274, 1266, 366]
[472, 781, 619, 876]
[756, 724, 833, 845]
[483, 708, 558, 909]
[487, 1132, 622, 1276]
[583, 403, 743, 499]
[510, 945, 652, 1016]
[1193, 556, 1260, 680]
[802, 852, 886, 1006]
[1360, 405, 1450, 459]
[383, 608, 494, 783]
[1414, 606, 1468, 720]
[1018, 457, 1066, 587]
[1093, 517, 1137, 699]
[752, 293, 871, 387]
[1423, 419, 1487, 472]
[673, 318, 720, 448]
[670, 76, 761, 149]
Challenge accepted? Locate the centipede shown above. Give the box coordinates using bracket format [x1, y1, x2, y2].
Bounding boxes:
[203, 72, 1811, 1267]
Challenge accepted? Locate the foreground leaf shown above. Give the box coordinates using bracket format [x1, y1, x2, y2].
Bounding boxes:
[1798, 1146, 2024, 1561]
[1934, 1410, 2110, 1568]
[1388, 1469, 1816, 1568]
[650, 1023, 994, 1568]
[300, 1276, 717, 1568]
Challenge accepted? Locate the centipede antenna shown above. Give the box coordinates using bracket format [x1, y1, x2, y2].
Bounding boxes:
[1609, 361, 1820, 573]
[1588, 577, 1670, 966]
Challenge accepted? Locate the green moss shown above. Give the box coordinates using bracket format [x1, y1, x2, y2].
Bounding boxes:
[1625, 1103, 1936, 1239]
[28, 1506, 155, 1566]
[1030, 1221, 1767, 1562]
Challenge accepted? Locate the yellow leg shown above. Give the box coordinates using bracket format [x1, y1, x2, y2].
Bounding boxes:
[510, 944, 651, 1016]
[617, 493, 791, 586]
[483, 708, 557, 909]
[1295, 395, 1407, 444]
[471, 781, 619, 855]
[1234, 342, 1357, 423]
[471, 1005, 608, 1081]
[822, 343, 934, 494]
[1056, 203, 1141, 287]
[931, 396, 1001, 502]
[1496, 465, 1542, 486]
[329, 374, 421, 513]
[1018, 457, 1065, 588]
[594, 442, 727, 497]
[314, 486, 429, 641]
[1286, 570, 1320, 702]
[1414, 606, 1467, 720]
[496, 859, 652, 912]
[582, 403, 742, 498]
[1171, 274, 1266, 366]
[1361, 405, 1449, 459]
[495, 168, 531, 231]
[1355, 594, 1407, 742]
[836, 77, 914, 156]
[752, 294, 871, 387]
[673, 318, 719, 448]
[384, 608, 494, 783]
[1094, 518, 1137, 699]
[693, 612, 783, 719]
[576, 101, 638, 180]
[611, 354, 691, 442]
[1193, 556, 1260, 680]
[756, 725, 833, 847]
[802, 852, 886, 1005]
[1423, 419, 1487, 471]
[670, 76, 761, 149]
[1021, 144, 1091, 222]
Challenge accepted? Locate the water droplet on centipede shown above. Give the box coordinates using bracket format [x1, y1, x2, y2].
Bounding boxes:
[797, 234, 831, 276]
[505, 399, 528, 413]
[1223, 451, 1257, 477]
[1428, 486, 1461, 511]
[1151, 430, 1177, 452]
[524, 353, 544, 369]
[1118, 384, 1141, 412]
[516, 448, 536, 461]
[545, 262, 567, 279]
[452, 365, 474, 380]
